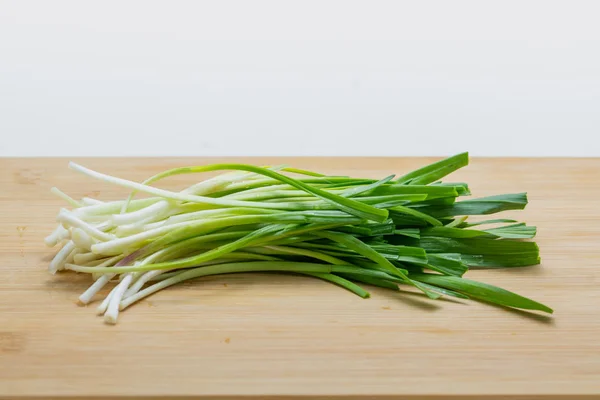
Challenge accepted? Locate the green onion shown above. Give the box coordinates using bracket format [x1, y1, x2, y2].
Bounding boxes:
[46, 152, 552, 324]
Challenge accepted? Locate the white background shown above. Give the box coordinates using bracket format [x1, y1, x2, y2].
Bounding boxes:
[1, 0, 599, 157]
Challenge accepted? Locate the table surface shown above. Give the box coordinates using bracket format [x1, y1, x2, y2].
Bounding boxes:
[1, 157, 599, 400]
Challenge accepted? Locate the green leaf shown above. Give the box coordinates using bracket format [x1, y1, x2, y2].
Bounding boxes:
[311, 231, 408, 279]
[340, 175, 396, 197]
[411, 273, 553, 314]
[426, 253, 469, 276]
[389, 205, 443, 226]
[334, 220, 396, 236]
[370, 244, 429, 265]
[418, 193, 528, 217]
[483, 223, 537, 239]
[338, 274, 399, 290]
[302, 272, 370, 298]
[359, 194, 429, 204]
[459, 254, 540, 268]
[444, 216, 469, 228]
[410, 281, 470, 299]
[280, 167, 326, 177]
[311, 231, 439, 299]
[420, 226, 493, 239]
[320, 179, 376, 189]
[346, 258, 410, 277]
[431, 182, 471, 196]
[393, 228, 420, 239]
[458, 218, 518, 227]
[331, 265, 406, 284]
[415, 237, 541, 268]
[361, 184, 460, 198]
[413, 197, 457, 207]
[396, 152, 469, 185]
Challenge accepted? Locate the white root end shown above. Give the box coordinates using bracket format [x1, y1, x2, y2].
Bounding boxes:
[104, 274, 133, 324]
[44, 235, 58, 247]
[78, 273, 115, 305]
[97, 283, 119, 315]
[49, 163, 277, 324]
[44, 225, 70, 247]
[49, 241, 76, 274]
[64, 247, 80, 270]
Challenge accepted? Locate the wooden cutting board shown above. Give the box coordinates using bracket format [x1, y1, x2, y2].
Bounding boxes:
[1, 157, 599, 400]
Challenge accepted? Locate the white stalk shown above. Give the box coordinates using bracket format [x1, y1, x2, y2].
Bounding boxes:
[119, 272, 181, 310]
[94, 220, 115, 232]
[74, 252, 101, 264]
[71, 228, 95, 251]
[66, 254, 123, 272]
[181, 169, 258, 195]
[122, 248, 168, 289]
[115, 219, 166, 236]
[57, 209, 115, 242]
[96, 284, 118, 315]
[69, 162, 300, 210]
[50, 187, 80, 207]
[223, 183, 296, 198]
[123, 270, 169, 299]
[81, 197, 104, 205]
[90, 218, 202, 255]
[104, 274, 133, 324]
[111, 201, 172, 225]
[74, 197, 161, 218]
[119, 260, 249, 310]
[78, 273, 114, 305]
[163, 207, 255, 225]
[222, 177, 285, 192]
[182, 178, 231, 196]
[147, 270, 181, 282]
[85, 258, 112, 267]
[49, 241, 75, 274]
[64, 247, 80, 267]
[44, 224, 70, 247]
[92, 272, 112, 281]
[92, 255, 124, 267]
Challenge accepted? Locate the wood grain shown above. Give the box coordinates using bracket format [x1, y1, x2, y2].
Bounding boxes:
[0, 157, 599, 400]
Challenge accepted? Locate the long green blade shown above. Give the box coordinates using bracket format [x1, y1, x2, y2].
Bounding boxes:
[396, 152, 469, 185]
[412, 273, 553, 314]
[419, 193, 528, 217]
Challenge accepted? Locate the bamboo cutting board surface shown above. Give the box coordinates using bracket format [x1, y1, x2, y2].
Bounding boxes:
[1, 157, 599, 400]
